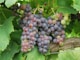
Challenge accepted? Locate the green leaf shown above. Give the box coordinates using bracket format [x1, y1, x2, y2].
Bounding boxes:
[0, 0, 4, 3]
[73, 20, 80, 33]
[0, 7, 13, 24]
[2, 17, 14, 34]
[57, 48, 80, 60]
[72, 0, 80, 11]
[10, 30, 22, 44]
[47, 54, 58, 60]
[5, 0, 18, 8]
[57, 7, 77, 14]
[57, 50, 75, 60]
[26, 47, 45, 60]
[73, 48, 80, 59]
[13, 52, 24, 60]
[57, 0, 72, 7]
[0, 41, 19, 60]
[0, 17, 14, 51]
[56, 0, 77, 14]
[18, 0, 29, 1]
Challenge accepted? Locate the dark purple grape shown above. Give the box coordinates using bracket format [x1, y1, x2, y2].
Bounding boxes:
[43, 40, 50, 44]
[53, 38, 58, 43]
[40, 31, 46, 35]
[20, 4, 65, 54]
[54, 31, 59, 36]
[32, 27, 37, 31]
[47, 29, 51, 33]
[43, 45, 48, 49]
[37, 38, 42, 42]
[41, 18, 46, 23]
[42, 23, 47, 28]
[54, 24, 59, 30]
[33, 22, 37, 26]
[57, 27, 62, 31]
[42, 49, 47, 53]
[44, 27, 48, 31]
[39, 48, 43, 52]
[61, 34, 65, 39]
[56, 21, 61, 26]
[38, 43, 42, 46]
[59, 24, 63, 29]
[35, 34, 39, 38]
[48, 36, 52, 40]
[50, 27, 55, 32]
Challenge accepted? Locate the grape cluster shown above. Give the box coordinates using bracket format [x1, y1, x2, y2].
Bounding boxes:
[37, 35, 52, 53]
[20, 4, 38, 52]
[20, 4, 65, 54]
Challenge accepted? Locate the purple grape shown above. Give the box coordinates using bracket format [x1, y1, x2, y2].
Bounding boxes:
[57, 27, 62, 31]
[42, 49, 47, 53]
[40, 31, 45, 35]
[54, 31, 59, 36]
[50, 27, 55, 32]
[38, 43, 42, 46]
[44, 40, 50, 44]
[39, 48, 43, 52]
[54, 24, 58, 30]
[56, 21, 61, 26]
[20, 4, 65, 54]
[43, 45, 48, 49]
[61, 34, 65, 39]
[42, 23, 47, 28]
[48, 36, 52, 40]
[53, 38, 58, 43]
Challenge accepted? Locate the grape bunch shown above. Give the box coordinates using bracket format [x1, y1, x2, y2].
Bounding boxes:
[19, 4, 65, 54]
[20, 4, 38, 52]
[37, 35, 52, 53]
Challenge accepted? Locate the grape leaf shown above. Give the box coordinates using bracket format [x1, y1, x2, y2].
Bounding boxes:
[5, 0, 18, 8]
[13, 52, 24, 60]
[0, 8, 13, 24]
[56, 0, 77, 14]
[57, 48, 80, 60]
[18, 0, 29, 1]
[57, 7, 77, 14]
[10, 30, 22, 44]
[57, 0, 72, 7]
[73, 20, 80, 33]
[0, 41, 19, 60]
[26, 47, 45, 60]
[0, 0, 4, 3]
[73, 48, 80, 59]
[72, 0, 80, 11]
[0, 17, 14, 51]
[47, 54, 58, 60]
